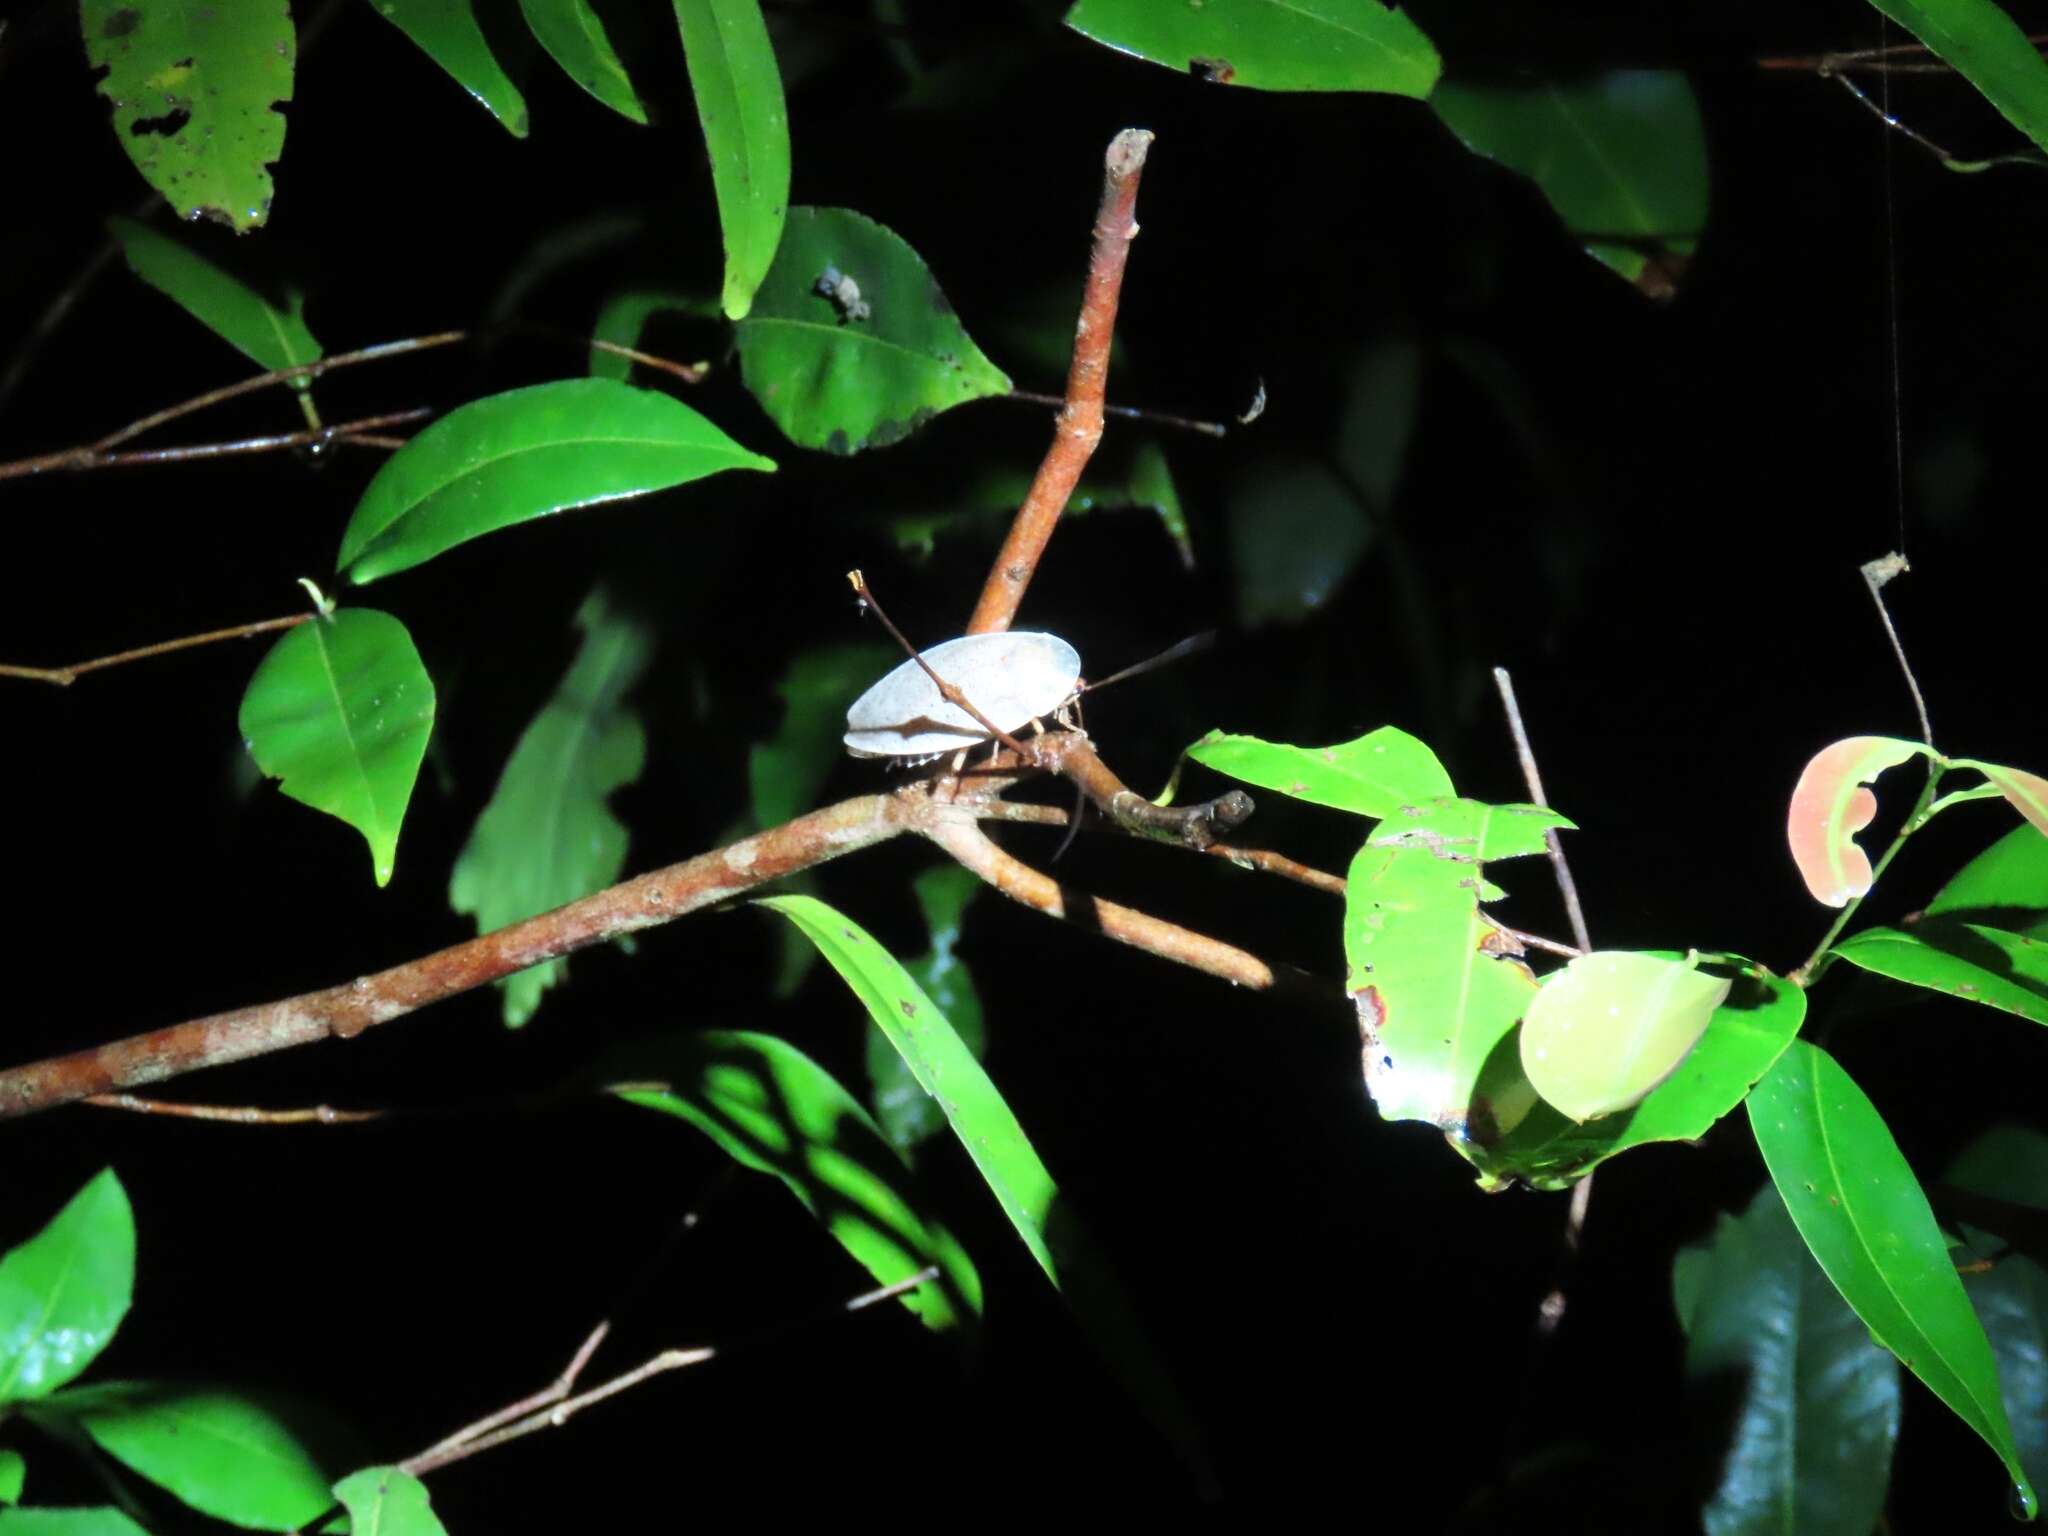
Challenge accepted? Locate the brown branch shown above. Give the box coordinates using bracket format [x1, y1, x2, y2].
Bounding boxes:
[966, 129, 1154, 635]
[0, 612, 310, 687]
[0, 408, 434, 482]
[82, 1092, 384, 1125]
[1203, 844, 1346, 895]
[0, 795, 911, 1119]
[1758, 32, 2048, 74]
[1492, 667, 1591, 956]
[586, 337, 709, 385]
[1031, 731, 1253, 850]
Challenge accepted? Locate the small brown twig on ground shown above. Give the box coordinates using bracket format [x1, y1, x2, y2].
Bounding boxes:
[967, 129, 1153, 636]
[81, 1093, 384, 1125]
[398, 1268, 936, 1478]
[1, 612, 310, 687]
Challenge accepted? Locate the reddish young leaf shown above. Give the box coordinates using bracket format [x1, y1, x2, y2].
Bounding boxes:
[1977, 762, 2048, 839]
[1786, 736, 1929, 907]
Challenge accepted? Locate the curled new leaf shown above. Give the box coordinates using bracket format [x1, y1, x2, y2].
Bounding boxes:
[1520, 951, 1732, 1122]
[1953, 758, 2048, 839]
[1786, 736, 1930, 906]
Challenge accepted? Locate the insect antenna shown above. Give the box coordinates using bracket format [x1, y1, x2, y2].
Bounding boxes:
[1078, 630, 1214, 697]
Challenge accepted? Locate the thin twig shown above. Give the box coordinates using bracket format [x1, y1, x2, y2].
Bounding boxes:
[1826, 73, 2048, 172]
[847, 570, 1036, 757]
[1, 612, 311, 687]
[0, 407, 432, 483]
[1491, 668, 1591, 955]
[81, 1092, 384, 1125]
[967, 129, 1154, 635]
[1861, 553, 1933, 747]
[1005, 388, 1225, 438]
[586, 338, 709, 385]
[1202, 844, 1347, 895]
[1758, 32, 2048, 75]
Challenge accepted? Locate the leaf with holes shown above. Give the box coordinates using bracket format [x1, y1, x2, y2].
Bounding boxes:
[1865, 0, 2048, 157]
[1750, 1039, 2036, 1516]
[239, 610, 435, 886]
[80, 0, 294, 230]
[1064, 0, 1439, 97]
[736, 207, 1011, 454]
[1786, 736, 1932, 906]
[1832, 922, 2048, 1027]
[1189, 725, 1454, 817]
[673, 0, 789, 319]
[0, 1171, 132, 1405]
[336, 379, 774, 583]
[519, 0, 645, 122]
[1674, 1182, 1902, 1536]
[450, 593, 652, 1027]
[108, 218, 320, 390]
[368, 0, 528, 136]
[608, 1028, 980, 1332]
[1366, 797, 1574, 862]
[1432, 71, 1708, 297]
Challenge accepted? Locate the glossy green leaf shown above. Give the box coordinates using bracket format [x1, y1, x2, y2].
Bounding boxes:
[108, 219, 320, 389]
[1832, 922, 2048, 1027]
[0, 1511, 148, 1536]
[1344, 844, 1540, 1135]
[1786, 736, 1931, 907]
[519, 0, 645, 122]
[336, 379, 774, 583]
[1227, 456, 1374, 626]
[1431, 71, 1708, 295]
[1189, 725, 1454, 817]
[1930, 825, 2048, 937]
[735, 207, 1011, 454]
[673, 0, 790, 319]
[1750, 1039, 2035, 1515]
[449, 593, 652, 1027]
[866, 866, 988, 1150]
[588, 289, 717, 381]
[80, 0, 293, 230]
[333, 1466, 448, 1536]
[1521, 951, 1731, 1122]
[0, 1452, 20, 1505]
[1460, 960, 1803, 1192]
[1952, 757, 2048, 838]
[609, 1028, 980, 1331]
[47, 1383, 343, 1531]
[239, 610, 434, 887]
[762, 894, 1210, 1490]
[748, 643, 897, 831]
[1064, 0, 1439, 97]
[369, 0, 528, 137]
[1366, 797, 1574, 861]
[1865, 0, 2048, 156]
[1676, 1183, 1901, 1536]
[1949, 1129, 2048, 1501]
[0, 1170, 133, 1404]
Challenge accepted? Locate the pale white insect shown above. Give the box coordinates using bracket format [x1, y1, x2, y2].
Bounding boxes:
[843, 632, 1082, 761]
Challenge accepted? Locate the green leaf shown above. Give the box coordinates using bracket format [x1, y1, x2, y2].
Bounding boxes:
[336, 379, 774, 583]
[518, 0, 646, 122]
[1520, 951, 1732, 1123]
[1431, 71, 1708, 296]
[735, 207, 1012, 454]
[1749, 1039, 2035, 1515]
[1832, 922, 2048, 1027]
[673, 0, 790, 319]
[80, 0, 294, 230]
[1951, 757, 2048, 838]
[609, 1029, 980, 1332]
[760, 894, 1211, 1491]
[1950, 1130, 2048, 1502]
[1676, 1183, 1901, 1536]
[239, 610, 435, 887]
[1460, 960, 1804, 1192]
[332, 1466, 448, 1536]
[1930, 825, 2048, 937]
[1063, 0, 1439, 97]
[449, 592, 652, 1027]
[45, 1383, 344, 1531]
[368, 0, 529, 137]
[866, 866, 987, 1151]
[1188, 725, 1454, 816]
[0, 1170, 133, 1404]
[0, 1448, 23, 1504]
[1345, 844, 1541, 1135]
[0, 1511, 149, 1536]
[1366, 797, 1574, 861]
[1227, 456, 1374, 626]
[107, 219, 321, 388]
[748, 643, 897, 831]
[1785, 736, 1932, 907]
[588, 289, 716, 381]
[1864, 0, 2048, 156]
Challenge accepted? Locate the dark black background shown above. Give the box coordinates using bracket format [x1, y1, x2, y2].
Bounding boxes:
[3, 0, 2043, 1528]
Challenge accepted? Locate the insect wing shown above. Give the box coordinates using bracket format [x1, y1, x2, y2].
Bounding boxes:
[843, 633, 1081, 759]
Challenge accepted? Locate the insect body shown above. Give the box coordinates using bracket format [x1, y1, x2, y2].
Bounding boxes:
[843, 632, 1082, 761]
